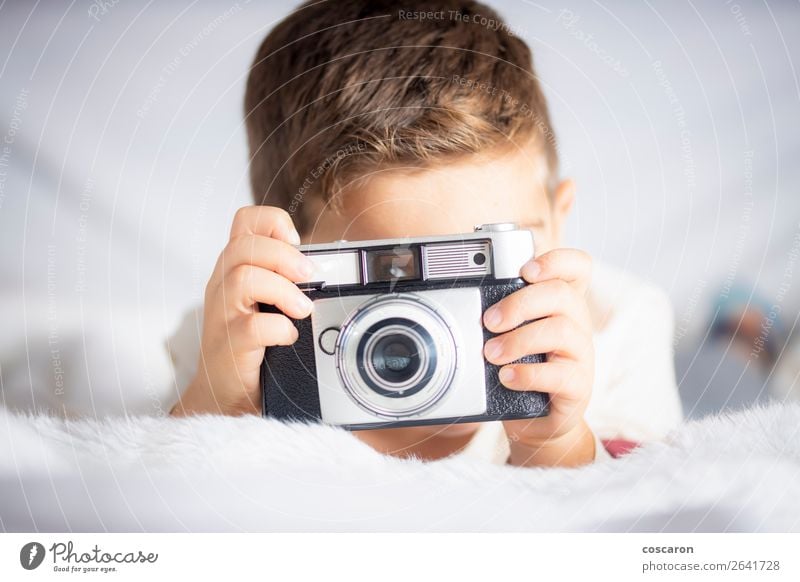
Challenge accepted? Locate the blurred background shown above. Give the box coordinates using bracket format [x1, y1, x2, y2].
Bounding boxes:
[0, 0, 798, 420]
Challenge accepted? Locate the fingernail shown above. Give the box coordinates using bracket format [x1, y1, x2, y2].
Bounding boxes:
[484, 339, 503, 361]
[287, 228, 302, 246]
[522, 259, 541, 281]
[499, 367, 515, 383]
[484, 306, 502, 329]
[296, 294, 314, 315]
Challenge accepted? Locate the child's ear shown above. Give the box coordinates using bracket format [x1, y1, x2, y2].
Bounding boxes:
[549, 178, 576, 243]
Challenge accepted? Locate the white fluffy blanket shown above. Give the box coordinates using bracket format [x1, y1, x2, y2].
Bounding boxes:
[1, 403, 799, 532]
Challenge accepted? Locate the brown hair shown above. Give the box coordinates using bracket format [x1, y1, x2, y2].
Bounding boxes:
[244, 0, 558, 234]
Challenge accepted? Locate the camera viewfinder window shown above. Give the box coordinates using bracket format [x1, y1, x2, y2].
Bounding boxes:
[365, 247, 421, 283]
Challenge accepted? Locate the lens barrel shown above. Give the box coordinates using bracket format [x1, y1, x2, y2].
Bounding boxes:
[334, 295, 457, 418]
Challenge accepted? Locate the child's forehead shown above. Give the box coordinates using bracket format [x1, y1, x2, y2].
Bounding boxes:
[306, 153, 552, 241]
[345, 144, 550, 206]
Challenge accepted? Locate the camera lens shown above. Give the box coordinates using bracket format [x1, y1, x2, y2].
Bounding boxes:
[335, 295, 458, 418]
[371, 334, 419, 383]
[356, 318, 435, 398]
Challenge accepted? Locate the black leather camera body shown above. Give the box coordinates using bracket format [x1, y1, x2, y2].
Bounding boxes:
[260, 223, 549, 430]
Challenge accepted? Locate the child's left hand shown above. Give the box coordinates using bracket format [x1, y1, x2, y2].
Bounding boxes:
[482, 248, 596, 467]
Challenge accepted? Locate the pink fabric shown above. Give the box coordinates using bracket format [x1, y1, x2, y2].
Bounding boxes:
[601, 439, 639, 458]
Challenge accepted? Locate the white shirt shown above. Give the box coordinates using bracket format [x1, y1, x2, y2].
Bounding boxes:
[166, 261, 683, 465]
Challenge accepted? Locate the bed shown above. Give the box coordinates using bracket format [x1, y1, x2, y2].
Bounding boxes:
[1, 401, 798, 532]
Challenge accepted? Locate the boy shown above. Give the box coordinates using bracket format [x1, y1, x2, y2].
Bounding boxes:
[168, 0, 683, 467]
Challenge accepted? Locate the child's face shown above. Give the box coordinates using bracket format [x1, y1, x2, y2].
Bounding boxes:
[301, 141, 575, 441]
[303, 140, 575, 256]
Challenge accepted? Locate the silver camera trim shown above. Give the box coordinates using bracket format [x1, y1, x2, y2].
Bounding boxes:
[299, 223, 534, 287]
[334, 294, 458, 418]
[312, 287, 488, 426]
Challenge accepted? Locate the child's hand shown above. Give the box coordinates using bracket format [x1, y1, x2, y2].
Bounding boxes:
[170, 206, 315, 417]
[482, 248, 596, 467]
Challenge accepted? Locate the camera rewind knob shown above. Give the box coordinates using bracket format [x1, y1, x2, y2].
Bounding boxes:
[473, 222, 517, 232]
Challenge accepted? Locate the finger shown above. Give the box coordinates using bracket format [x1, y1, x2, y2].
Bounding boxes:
[483, 279, 590, 334]
[216, 265, 314, 319]
[498, 361, 588, 402]
[215, 234, 314, 283]
[230, 205, 301, 245]
[521, 248, 591, 294]
[227, 312, 299, 353]
[483, 315, 592, 365]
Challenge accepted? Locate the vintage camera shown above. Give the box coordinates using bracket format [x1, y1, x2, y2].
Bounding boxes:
[260, 223, 549, 430]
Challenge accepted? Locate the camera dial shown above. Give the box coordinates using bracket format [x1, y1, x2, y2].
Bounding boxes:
[473, 222, 517, 232]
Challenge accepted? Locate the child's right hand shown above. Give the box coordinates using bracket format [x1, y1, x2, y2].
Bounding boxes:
[170, 206, 315, 417]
